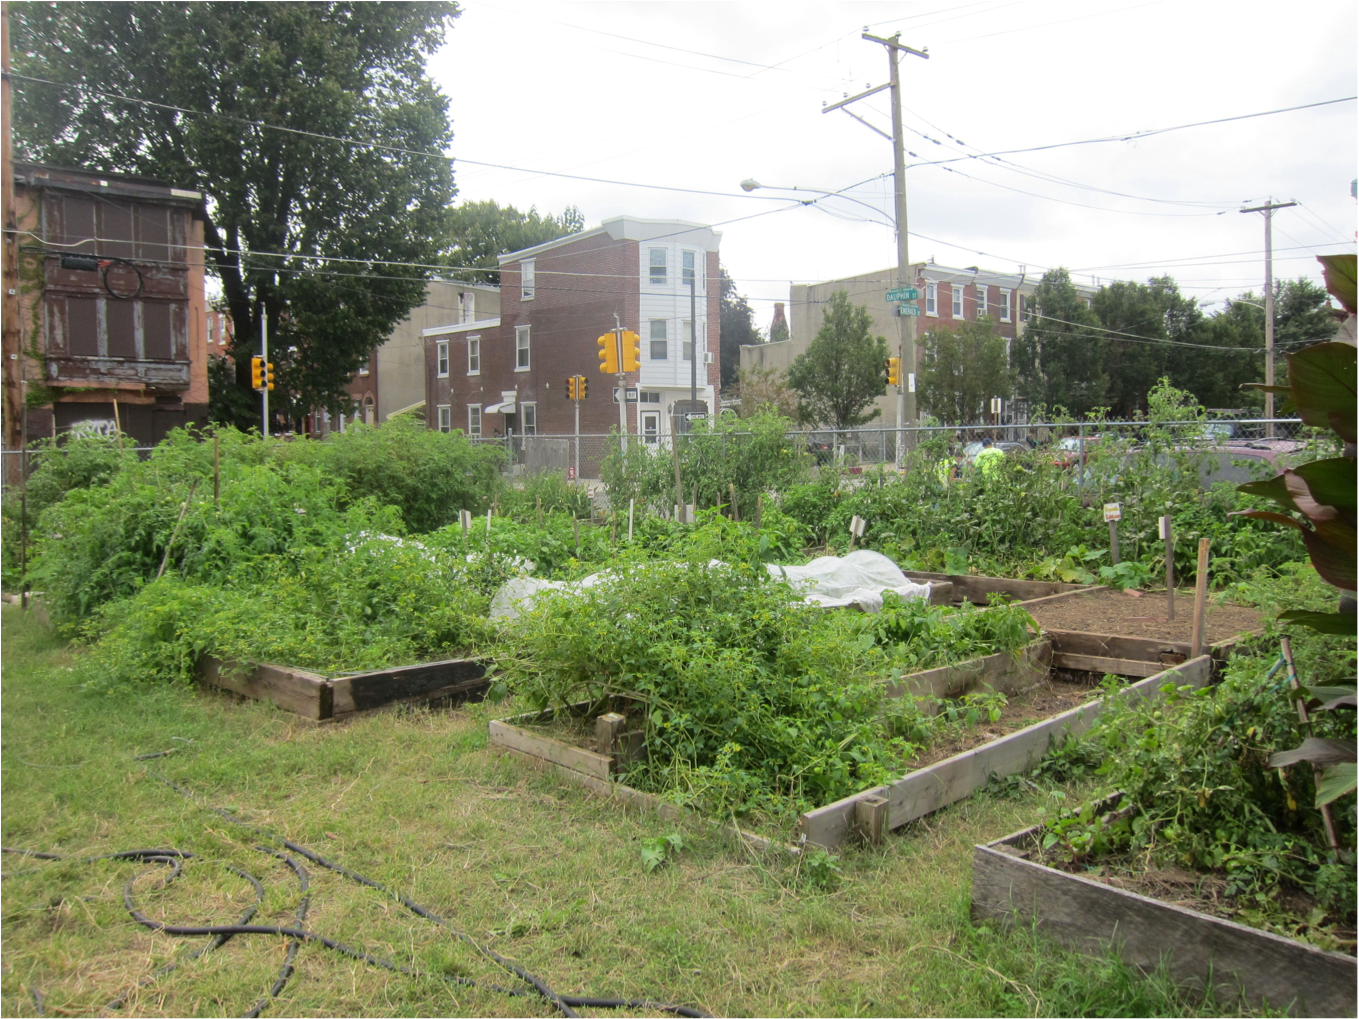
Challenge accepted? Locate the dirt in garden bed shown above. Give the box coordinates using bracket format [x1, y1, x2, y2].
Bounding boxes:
[1027, 587, 1262, 643]
[1011, 833, 1357, 956]
[908, 671, 1103, 768]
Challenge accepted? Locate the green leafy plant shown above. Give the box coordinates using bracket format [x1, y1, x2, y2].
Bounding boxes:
[1098, 560, 1154, 591]
[797, 847, 843, 890]
[1041, 800, 1128, 864]
[640, 832, 685, 873]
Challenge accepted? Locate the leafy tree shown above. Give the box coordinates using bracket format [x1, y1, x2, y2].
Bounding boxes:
[918, 317, 1014, 425]
[718, 267, 760, 392]
[444, 200, 584, 286]
[1012, 268, 1107, 416]
[11, 2, 460, 428]
[1089, 277, 1200, 417]
[787, 291, 889, 430]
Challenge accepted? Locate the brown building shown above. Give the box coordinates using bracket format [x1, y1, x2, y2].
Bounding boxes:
[10, 162, 208, 445]
[425, 217, 721, 459]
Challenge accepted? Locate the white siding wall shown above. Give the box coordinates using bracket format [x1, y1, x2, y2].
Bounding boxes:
[636, 240, 712, 405]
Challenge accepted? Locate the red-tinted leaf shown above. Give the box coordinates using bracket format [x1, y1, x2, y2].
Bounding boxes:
[1269, 736, 1357, 768]
[1237, 473, 1298, 511]
[1233, 509, 1305, 530]
[1285, 343, 1357, 444]
[1301, 528, 1358, 591]
[1293, 457, 1357, 513]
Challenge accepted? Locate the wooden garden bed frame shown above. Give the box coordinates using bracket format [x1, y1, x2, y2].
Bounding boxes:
[902, 571, 1094, 606]
[971, 807, 1357, 1017]
[198, 655, 489, 722]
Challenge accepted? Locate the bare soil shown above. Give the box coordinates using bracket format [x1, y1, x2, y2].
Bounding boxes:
[1027, 588, 1263, 643]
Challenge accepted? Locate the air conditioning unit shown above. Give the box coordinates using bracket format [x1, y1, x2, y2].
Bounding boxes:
[703, 352, 714, 364]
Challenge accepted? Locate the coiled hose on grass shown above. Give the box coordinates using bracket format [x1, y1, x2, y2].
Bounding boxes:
[2, 766, 710, 1019]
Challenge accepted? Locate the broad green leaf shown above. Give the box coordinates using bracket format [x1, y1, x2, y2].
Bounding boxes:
[1279, 610, 1358, 635]
[1299, 528, 1357, 591]
[1269, 736, 1357, 769]
[1236, 473, 1298, 512]
[1318, 253, 1358, 316]
[1303, 682, 1358, 709]
[1315, 761, 1357, 807]
[1233, 509, 1305, 531]
[1285, 343, 1357, 444]
[1292, 457, 1357, 514]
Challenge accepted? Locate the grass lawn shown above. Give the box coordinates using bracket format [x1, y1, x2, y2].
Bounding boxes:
[0, 606, 1262, 1018]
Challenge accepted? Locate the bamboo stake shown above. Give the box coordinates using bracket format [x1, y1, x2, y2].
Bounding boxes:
[1160, 514, 1173, 620]
[628, 498, 634, 541]
[156, 478, 200, 580]
[1189, 538, 1209, 658]
[112, 399, 123, 450]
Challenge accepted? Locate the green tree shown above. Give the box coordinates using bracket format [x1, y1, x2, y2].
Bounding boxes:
[918, 317, 1015, 425]
[787, 291, 889, 430]
[719, 267, 760, 392]
[1013, 268, 1107, 415]
[11, 2, 460, 428]
[444, 200, 584, 286]
[1091, 276, 1208, 417]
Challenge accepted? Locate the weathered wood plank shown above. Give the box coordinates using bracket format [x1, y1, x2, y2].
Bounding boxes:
[487, 720, 612, 780]
[1044, 628, 1194, 663]
[329, 658, 487, 715]
[1013, 587, 1105, 610]
[199, 657, 332, 720]
[901, 572, 1092, 605]
[800, 655, 1214, 850]
[1051, 652, 1167, 678]
[971, 837, 1357, 1017]
[885, 642, 1052, 706]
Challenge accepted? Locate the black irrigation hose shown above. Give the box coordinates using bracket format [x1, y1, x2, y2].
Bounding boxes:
[3, 769, 711, 1019]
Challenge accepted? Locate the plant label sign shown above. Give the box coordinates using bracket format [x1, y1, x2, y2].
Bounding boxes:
[849, 514, 867, 538]
[907, 372, 917, 393]
[1103, 502, 1122, 522]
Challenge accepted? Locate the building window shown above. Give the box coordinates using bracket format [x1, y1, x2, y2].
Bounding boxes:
[649, 247, 667, 285]
[682, 250, 696, 287]
[682, 320, 693, 361]
[436, 340, 449, 378]
[649, 319, 668, 360]
[515, 325, 530, 370]
[468, 403, 482, 437]
[437, 405, 452, 432]
[640, 391, 661, 403]
[925, 281, 938, 316]
[999, 289, 1012, 323]
[951, 284, 964, 318]
[521, 402, 536, 436]
[358, 363, 371, 377]
[467, 335, 480, 374]
[976, 284, 987, 318]
[521, 258, 535, 301]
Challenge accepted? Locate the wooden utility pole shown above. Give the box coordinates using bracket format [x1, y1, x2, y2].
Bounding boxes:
[2, 0, 24, 474]
[1241, 199, 1296, 438]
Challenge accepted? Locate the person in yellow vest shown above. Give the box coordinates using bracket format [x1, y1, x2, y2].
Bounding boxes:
[936, 453, 958, 485]
[974, 436, 1005, 478]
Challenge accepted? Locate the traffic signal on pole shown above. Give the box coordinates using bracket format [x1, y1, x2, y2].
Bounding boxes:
[251, 356, 265, 389]
[576, 375, 587, 400]
[597, 333, 619, 373]
[264, 362, 275, 391]
[886, 357, 901, 387]
[620, 330, 641, 372]
[566, 376, 577, 400]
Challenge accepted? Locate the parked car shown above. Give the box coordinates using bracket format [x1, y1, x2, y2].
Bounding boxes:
[1051, 434, 1106, 468]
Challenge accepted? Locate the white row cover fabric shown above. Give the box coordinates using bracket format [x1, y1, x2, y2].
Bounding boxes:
[489, 549, 930, 621]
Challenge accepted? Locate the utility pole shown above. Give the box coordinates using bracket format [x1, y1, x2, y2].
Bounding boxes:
[2, 0, 24, 474]
[614, 312, 627, 454]
[261, 312, 269, 438]
[824, 32, 928, 465]
[1241, 198, 1296, 437]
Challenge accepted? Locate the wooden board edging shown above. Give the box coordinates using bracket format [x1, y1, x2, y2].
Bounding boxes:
[885, 642, 1052, 708]
[901, 572, 1094, 605]
[799, 655, 1215, 850]
[971, 827, 1356, 1017]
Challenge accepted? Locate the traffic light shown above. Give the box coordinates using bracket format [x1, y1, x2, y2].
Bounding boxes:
[620, 329, 641, 372]
[566, 376, 577, 400]
[576, 375, 587, 400]
[264, 362, 275, 391]
[597, 332, 619, 373]
[251, 356, 265, 390]
[886, 356, 901, 387]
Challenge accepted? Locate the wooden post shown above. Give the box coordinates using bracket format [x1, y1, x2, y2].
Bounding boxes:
[1160, 514, 1174, 620]
[460, 509, 469, 539]
[855, 795, 888, 846]
[1189, 538, 1209, 658]
[112, 399, 124, 450]
[573, 516, 580, 557]
[595, 712, 626, 760]
[156, 478, 200, 580]
[754, 494, 762, 532]
[691, 481, 698, 522]
[729, 482, 739, 522]
[1108, 519, 1120, 565]
[213, 432, 220, 507]
[536, 494, 542, 527]
[628, 498, 634, 541]
[610, 511, 617, 545]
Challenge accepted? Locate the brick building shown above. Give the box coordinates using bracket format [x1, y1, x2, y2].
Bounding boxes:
[426, 217, 720, 454]
[9, 162, 208, 445]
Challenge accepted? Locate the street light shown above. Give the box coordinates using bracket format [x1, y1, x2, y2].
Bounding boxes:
[739, 179, 892, 223]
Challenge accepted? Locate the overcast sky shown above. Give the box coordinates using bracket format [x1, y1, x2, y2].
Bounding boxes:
[430, 0, 1356, 330]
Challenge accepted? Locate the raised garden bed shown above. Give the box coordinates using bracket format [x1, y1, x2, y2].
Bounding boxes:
[971, 808, 1357, 1017]
[1026, 586, 1263, 643]
[198, 655, 489, 722]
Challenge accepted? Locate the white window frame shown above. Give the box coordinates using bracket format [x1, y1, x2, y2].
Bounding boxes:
[467, 335, 480, 375]
[436, 340, 449, 378]
[641, 410, 660, 445]
[515, 324, 530, 371]
[467, 403, 482, 437]
[437, 404, 451, 432]
[951, 284, 964, 318]
[976, 284, 987, 318]
[681, 249, 697, 288]
[925, 281, 938, 317]
[649, 319, 668, 360]
[682, 319, 693, 362]
[999, 289, 1012, 323]
[520, 402, 537, 436]
[521, 258, 535, 301]
[649, 247, 667, 286]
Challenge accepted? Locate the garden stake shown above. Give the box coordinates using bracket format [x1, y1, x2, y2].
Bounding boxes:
[1108, 518, 1120, 565]
[628, 499, 634, 542]
[157, 479, 200, 580]
[1160, 514, 1174, 620]
[729, 483, 739, 522]
[691, 482, 697, 522]
[573, 517, 580, 556]
[610, 512, 616, 545]
[754, 495, 762, 532]
[113, 399, 124, 449]
[536, 495, 542, 527]
[1281, 637, 1341, 858]
[1189, 538, 1209, 658]
[213, 432, 220, 507]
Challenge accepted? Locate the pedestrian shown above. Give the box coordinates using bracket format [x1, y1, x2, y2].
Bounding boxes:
[974, 436, 1005, 478]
